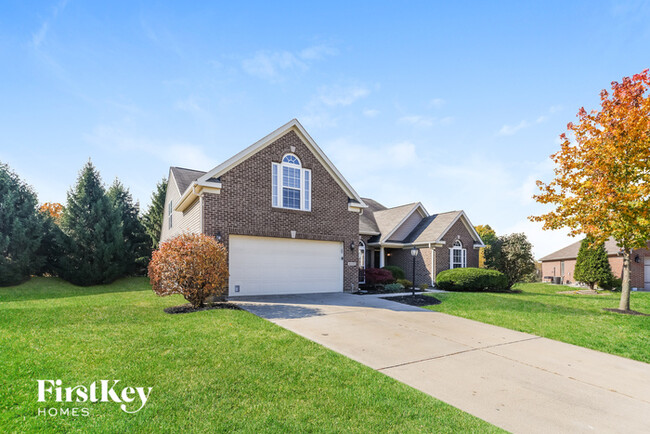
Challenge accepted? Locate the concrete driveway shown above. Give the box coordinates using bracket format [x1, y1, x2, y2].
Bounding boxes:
[234, 292, 650, 433]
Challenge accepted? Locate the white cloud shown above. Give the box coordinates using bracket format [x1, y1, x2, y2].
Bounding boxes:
[429, 98, 446, 109]
[299, 44, 338, 60]
[31, 0, 68, 48]
[499, 120, 531, 136]
[175, 96, 204, 114]
[242, 51, 306, 80]
[498, 104, 563, 136]
[398, 113, 453, 128]
[300, 112, 339, 129]
[241, 44, 337, 81]
[318, 85, 370, 107]
[363, 108, 380, 118]
[85, 125, 212, 170]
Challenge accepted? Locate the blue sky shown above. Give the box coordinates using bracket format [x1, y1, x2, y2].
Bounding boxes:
[1, 0, 649, 257]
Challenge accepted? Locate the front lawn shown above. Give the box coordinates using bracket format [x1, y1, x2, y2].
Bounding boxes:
[1, 277, 500, 433]
[427, 283, 650, 363]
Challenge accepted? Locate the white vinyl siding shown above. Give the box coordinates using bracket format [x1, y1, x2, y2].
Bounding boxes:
[159, 173, 203, 244]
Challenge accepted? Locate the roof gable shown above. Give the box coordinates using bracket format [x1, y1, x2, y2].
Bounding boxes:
[381, 202, 428, 242]
[197, 119, 366, 208]
[170, 167, 206, 195]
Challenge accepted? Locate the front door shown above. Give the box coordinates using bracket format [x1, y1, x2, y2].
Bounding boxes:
[644, 257, 650, 290]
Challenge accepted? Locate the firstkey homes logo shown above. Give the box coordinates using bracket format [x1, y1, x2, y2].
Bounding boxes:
[37, 380, 153, 416]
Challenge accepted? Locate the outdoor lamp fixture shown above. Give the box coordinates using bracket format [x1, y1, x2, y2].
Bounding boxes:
[350, 241, 355, 251]
[635, 255, 640, 263]
[410, 247, 418, 296]
[216, 232, 222, 242]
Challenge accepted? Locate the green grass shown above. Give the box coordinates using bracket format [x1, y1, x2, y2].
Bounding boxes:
[427, 283, 650, 363]
[1, 277, 500, 433]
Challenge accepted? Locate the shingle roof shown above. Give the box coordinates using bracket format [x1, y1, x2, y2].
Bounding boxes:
[359, 197, 387, 234]
[170, 167, 206, 194]
[403, 211, 462, 244]
[538, 237, 621, 261]
[373, 203, 418, 242]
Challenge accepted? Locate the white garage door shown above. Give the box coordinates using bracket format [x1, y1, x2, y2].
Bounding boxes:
[228, 235, 344, 296]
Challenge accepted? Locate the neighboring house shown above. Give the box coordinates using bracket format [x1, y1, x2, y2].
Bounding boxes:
[539, 237, 650, 290]
[160, 119, 484, 296]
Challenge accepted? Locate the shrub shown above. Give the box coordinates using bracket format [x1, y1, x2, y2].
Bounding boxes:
[365, 268, 394, 285]
[384, 283, 404, 292]
[382, 265, 405, 280]
[436, 268, 508, 292]
[418, 283, 429, 290]
[601, 276, 622, 291]
[396, 279, 413, 288]
[148, 233, 229, 308]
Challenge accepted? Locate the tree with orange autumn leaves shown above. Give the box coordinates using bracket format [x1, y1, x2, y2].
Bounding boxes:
[531, 70, 650, 312]
[39, 202, 64, 221]
[148, 233, 228, 308]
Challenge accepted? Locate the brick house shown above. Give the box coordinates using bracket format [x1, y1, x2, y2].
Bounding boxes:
[160, 119, 484, 296]
[540, 238, 650, 290]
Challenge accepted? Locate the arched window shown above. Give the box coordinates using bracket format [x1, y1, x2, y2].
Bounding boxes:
[272, 154, 311, 211]
[450, 239, 466, 269]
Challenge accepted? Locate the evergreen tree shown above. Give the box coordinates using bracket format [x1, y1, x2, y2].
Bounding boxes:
[574, 237, 614, 290]
[107, 179, 151, 275]
[0, 162, 44, 285]
[59, 161, 124, 286]
[35, 210, 64, 276]
[142, 178, 167, 249]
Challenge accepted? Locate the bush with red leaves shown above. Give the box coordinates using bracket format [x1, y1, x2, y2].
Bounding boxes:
[148, 233, 228, 308]
[364, 268, 394, 285]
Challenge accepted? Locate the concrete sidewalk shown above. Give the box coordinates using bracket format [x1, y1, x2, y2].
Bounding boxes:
[234, 292, 650, 433]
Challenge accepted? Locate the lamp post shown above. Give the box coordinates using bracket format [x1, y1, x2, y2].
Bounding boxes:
[410, 247, 418, 296]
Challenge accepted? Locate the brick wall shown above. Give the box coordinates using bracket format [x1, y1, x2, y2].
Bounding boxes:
[435, 218, 479, 273]
[385, 218, 479, 286]
[541, 248, 650, 289]
[387, 248, 433, 286]
[202, 129, 360, 291]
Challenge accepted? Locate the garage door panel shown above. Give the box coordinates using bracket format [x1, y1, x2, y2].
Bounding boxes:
[229, 235, 343, 296]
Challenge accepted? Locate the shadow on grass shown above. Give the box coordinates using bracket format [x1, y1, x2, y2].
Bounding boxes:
[0, 276, 151, 303]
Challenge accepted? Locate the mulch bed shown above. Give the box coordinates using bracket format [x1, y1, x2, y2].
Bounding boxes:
[603, 308, 650, 316]
[381, 294, 441, 307]
[164, 302, 242, 314]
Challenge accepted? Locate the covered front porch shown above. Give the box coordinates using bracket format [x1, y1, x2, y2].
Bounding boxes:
[359, 242, 444, 287]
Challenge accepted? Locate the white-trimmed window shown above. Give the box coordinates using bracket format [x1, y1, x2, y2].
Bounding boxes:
[450, 240, 466, 269]
[272, 154, 311, 211]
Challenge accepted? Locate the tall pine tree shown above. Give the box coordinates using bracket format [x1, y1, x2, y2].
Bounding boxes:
[142, 178, 167, 249]
[107, 179, 151, 275]
[59, 161, 124, 286]
[574, 237, 614, 290]
[0, 162, 44, 285]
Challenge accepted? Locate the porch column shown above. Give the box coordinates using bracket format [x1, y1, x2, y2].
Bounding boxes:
[379, 246, 385, 268]
[431, 247, 436, 286]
